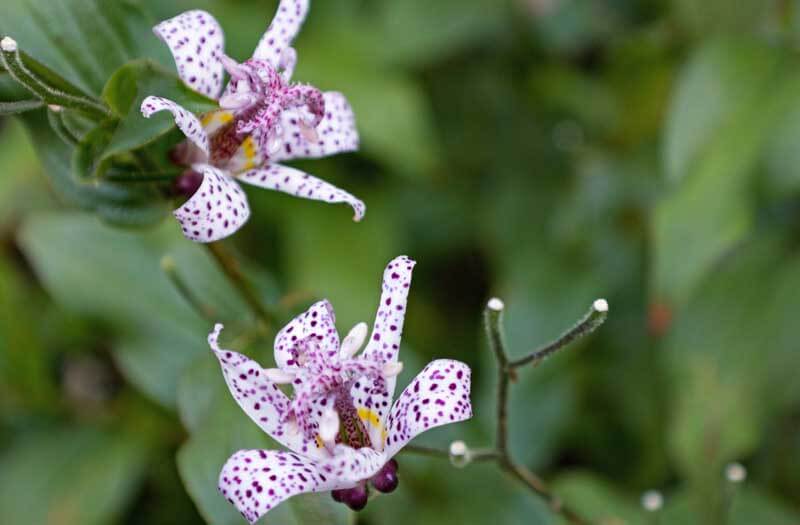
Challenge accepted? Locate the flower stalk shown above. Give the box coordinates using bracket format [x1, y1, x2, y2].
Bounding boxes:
[205, 242, 275, 329]
[0, 36, 109, 119]
[403, 297, 609, 525]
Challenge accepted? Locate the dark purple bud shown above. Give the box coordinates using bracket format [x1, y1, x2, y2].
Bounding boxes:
[173, 170, 204, 199]
[370, 459, 399, 494]
[331, 484, 368, 511]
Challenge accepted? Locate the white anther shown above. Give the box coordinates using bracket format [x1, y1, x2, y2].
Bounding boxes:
[725, 462, 747, 483]
[382, 361, 403, 378]
[641, 490, 663, 512]
[593, 298, 609, 313]
[218, 92, 256, 110]
[340, 322, 368, 359]
[487, 297, 504, 311]
[319, 408, 340, 444]
[1, 37, 17, 52]
[264, 368, 296, 384]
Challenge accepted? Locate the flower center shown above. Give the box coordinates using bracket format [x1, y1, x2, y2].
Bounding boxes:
[205, 57, 325, 168]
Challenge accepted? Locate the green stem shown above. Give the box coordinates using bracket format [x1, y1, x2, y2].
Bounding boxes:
[508, 299, 608, 369]
[161, 256, 216, 322]
[0, 99, 42, 115]
[0, 39, 109, 119]
[206, 242, 274, 329]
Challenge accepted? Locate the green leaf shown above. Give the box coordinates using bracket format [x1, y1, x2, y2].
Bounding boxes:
[16, 109, 171, 227]
[654, 38, 800, 305]
[0, 0, 169, 98]
[665, 234, 800, 490]
[0, 427, 149, 525]
[101, 59, 216, 159]
[17, 212, 252, 408]
[552, 471, 646, 525]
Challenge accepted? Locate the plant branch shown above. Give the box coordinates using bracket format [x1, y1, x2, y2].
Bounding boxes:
[206, 242, 274, 329]
[485, 298, 511, 454]
[161, 256, 216, 322]
[0, 99, 43, 115]
[508, 299, 608, 369]
[0, 37, 109, 119]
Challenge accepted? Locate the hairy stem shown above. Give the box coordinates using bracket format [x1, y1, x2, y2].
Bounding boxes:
[508, 299, 608, 369]
[161, 256, 216, 322]
[0, 41, 109, 119]
[206, 242, 274, 328]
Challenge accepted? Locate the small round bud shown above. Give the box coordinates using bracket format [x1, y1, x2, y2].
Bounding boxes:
[173, 170, 204, 199]
[593, 298, 609, 313]
[487, 298, 505, 311]
[160, 256, 176, 272]
[1, 36, 18, 52]
[333, 484, 368, 511]
[725, 462, 747, 483]
[449, 440, 471, 468]
[370, 459, 399, 494]
[641, 490, 663, 512]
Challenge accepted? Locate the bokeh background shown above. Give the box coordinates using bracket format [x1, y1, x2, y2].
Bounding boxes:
[2, 0, 800, 523]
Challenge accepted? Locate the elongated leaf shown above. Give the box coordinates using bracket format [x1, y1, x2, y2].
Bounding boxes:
[102, 59, 216, 159]
[654, 38, 800, 306]
[0, 0, 169, 98]
[0, 427, 149, 525]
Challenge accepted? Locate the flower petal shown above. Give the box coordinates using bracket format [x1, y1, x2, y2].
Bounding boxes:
[174, 165, 250, 243]
[141, 96, 209, 155]
[252, 0, 310, 67]
[383, 359, 472, 458]
[218, 445, 385, 524]
[315, 444, 386, 487]
[361, 256, 416, 389]
[273, 300, 339, 369]
[218, 449, 327, 524]
[350, 256, 416, 449]
[272, 92, 359, 162]
[209, 324, 324, 460]
[237, 164, 365, 222]
[153, 10, 226, 99]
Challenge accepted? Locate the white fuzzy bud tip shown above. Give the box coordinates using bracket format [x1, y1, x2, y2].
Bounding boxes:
[48, 104, 63, 113]
[725, 462, 747, 483]
[1, 37, 18, 52]
[641, 490, 663, 512]
[487, 298, 505, 311]
[449, 440, 468, 457]
[593, 298, 609, 313]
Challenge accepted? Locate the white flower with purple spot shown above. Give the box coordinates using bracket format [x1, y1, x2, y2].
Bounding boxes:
[209, 256, 472, 522]
[140, 1, 364, 243]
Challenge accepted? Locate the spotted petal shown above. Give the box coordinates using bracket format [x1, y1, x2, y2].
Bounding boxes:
[383, 359, 472, 458]
[237, 164, 365, 222]
[218, 449, 327, 524]
[174, 165, 250, 243]
[209, 324, 324, 460]
[273, 300, 340, 369]
[154, 10, 226, 98]
[141, 96, 209, 155]
[272, 92, 359, 162]
[219, 445, 384, 524]
[252, 0, 309, 68]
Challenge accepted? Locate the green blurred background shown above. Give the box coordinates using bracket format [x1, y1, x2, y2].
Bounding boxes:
[2, 0, 800, 523]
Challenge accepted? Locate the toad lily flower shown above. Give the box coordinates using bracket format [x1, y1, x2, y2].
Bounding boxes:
[209, 256, 472, 522]
[140, 0, 364, 243]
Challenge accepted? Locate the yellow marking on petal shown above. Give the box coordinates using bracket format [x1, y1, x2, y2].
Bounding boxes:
[241, 136, 258, 170]
[201, 111, 234, 129]
[315, 435, 324, 448]
[358, 408, 388, 444]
